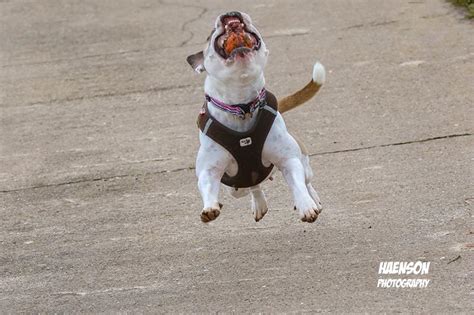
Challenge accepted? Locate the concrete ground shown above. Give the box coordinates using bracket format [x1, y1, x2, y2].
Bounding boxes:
[1, 0, 473, 313]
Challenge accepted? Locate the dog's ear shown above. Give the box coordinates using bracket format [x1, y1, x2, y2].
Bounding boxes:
[186, 51, 205, 73]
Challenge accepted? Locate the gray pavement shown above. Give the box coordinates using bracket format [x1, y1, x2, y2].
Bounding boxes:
[1, 0, 473, 313]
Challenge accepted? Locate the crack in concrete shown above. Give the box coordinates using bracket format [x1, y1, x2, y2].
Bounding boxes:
[0, 166, 195, 193]
[265, 33, 309, 39]
[1, 26, 309, 69]
[309, 132, 472, 157]
[0, 49, 143, 69]
[0, 9, 315, 69]
[157, 0, 208, 48]
[179, 8, 208, 47]
[1, 84, 195, 108]
[4, 64, 328, 108]
[1, 133, 470, 194]
[2, 64, 316, 107]
[343, 20, 398, 30]
[1, 1, 210, 69]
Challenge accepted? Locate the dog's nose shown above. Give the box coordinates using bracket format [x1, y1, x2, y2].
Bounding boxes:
[220, 11, 243, 23]
[223, 11, 242, 18]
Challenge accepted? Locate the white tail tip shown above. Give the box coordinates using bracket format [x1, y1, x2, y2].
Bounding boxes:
[312, 62, 326, 85]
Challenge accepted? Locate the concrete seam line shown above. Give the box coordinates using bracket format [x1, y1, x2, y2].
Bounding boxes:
[309, 132, 472, 157]
[0, 132, 471, 193]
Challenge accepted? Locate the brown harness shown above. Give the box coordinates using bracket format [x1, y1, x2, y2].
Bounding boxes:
[197, 91, 278, 188]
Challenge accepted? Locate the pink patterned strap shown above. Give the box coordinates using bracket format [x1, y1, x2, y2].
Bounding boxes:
[205, 88, 266, 119]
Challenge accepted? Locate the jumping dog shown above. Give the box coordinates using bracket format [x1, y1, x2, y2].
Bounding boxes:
[187, 11, 325, 223]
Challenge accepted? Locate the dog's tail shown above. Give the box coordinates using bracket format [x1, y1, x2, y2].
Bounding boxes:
[278, 62, 326, 113]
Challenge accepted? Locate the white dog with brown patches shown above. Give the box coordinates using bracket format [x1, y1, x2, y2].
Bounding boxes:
[187, 11, 325, 223]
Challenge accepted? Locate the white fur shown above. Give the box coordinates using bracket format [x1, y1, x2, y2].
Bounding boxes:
[196, 12, 323, 223]
[312, 62, 326, 85]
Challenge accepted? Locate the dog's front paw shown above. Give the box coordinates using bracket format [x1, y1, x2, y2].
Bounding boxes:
[295, 201, 320, 223]
[300, 208, 319, 223]
[200, 203, 223, 223]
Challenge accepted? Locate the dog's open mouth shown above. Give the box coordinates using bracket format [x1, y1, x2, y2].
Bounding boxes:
[215, 12, 261, 59]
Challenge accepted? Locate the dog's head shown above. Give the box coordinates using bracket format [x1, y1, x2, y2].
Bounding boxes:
[186, 11, 269, 83]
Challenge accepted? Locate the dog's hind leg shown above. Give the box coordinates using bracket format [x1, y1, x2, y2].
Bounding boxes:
[301, 154, 323, 212]
[293, 134, 323, 212]
[307, 182, 322, 212]
[250, 185, 268, 222]
[263, 114, 320, 222]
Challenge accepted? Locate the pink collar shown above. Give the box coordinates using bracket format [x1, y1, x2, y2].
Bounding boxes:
[205, 88, 266, 119]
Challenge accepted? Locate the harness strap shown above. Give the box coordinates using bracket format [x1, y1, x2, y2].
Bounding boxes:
[205, 88, 266, 119]
[197, 90, 279, 188]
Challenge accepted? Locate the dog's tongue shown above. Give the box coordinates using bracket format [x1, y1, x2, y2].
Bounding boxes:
[224, 32, 253, 55]
[223, 19, 253, 56]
